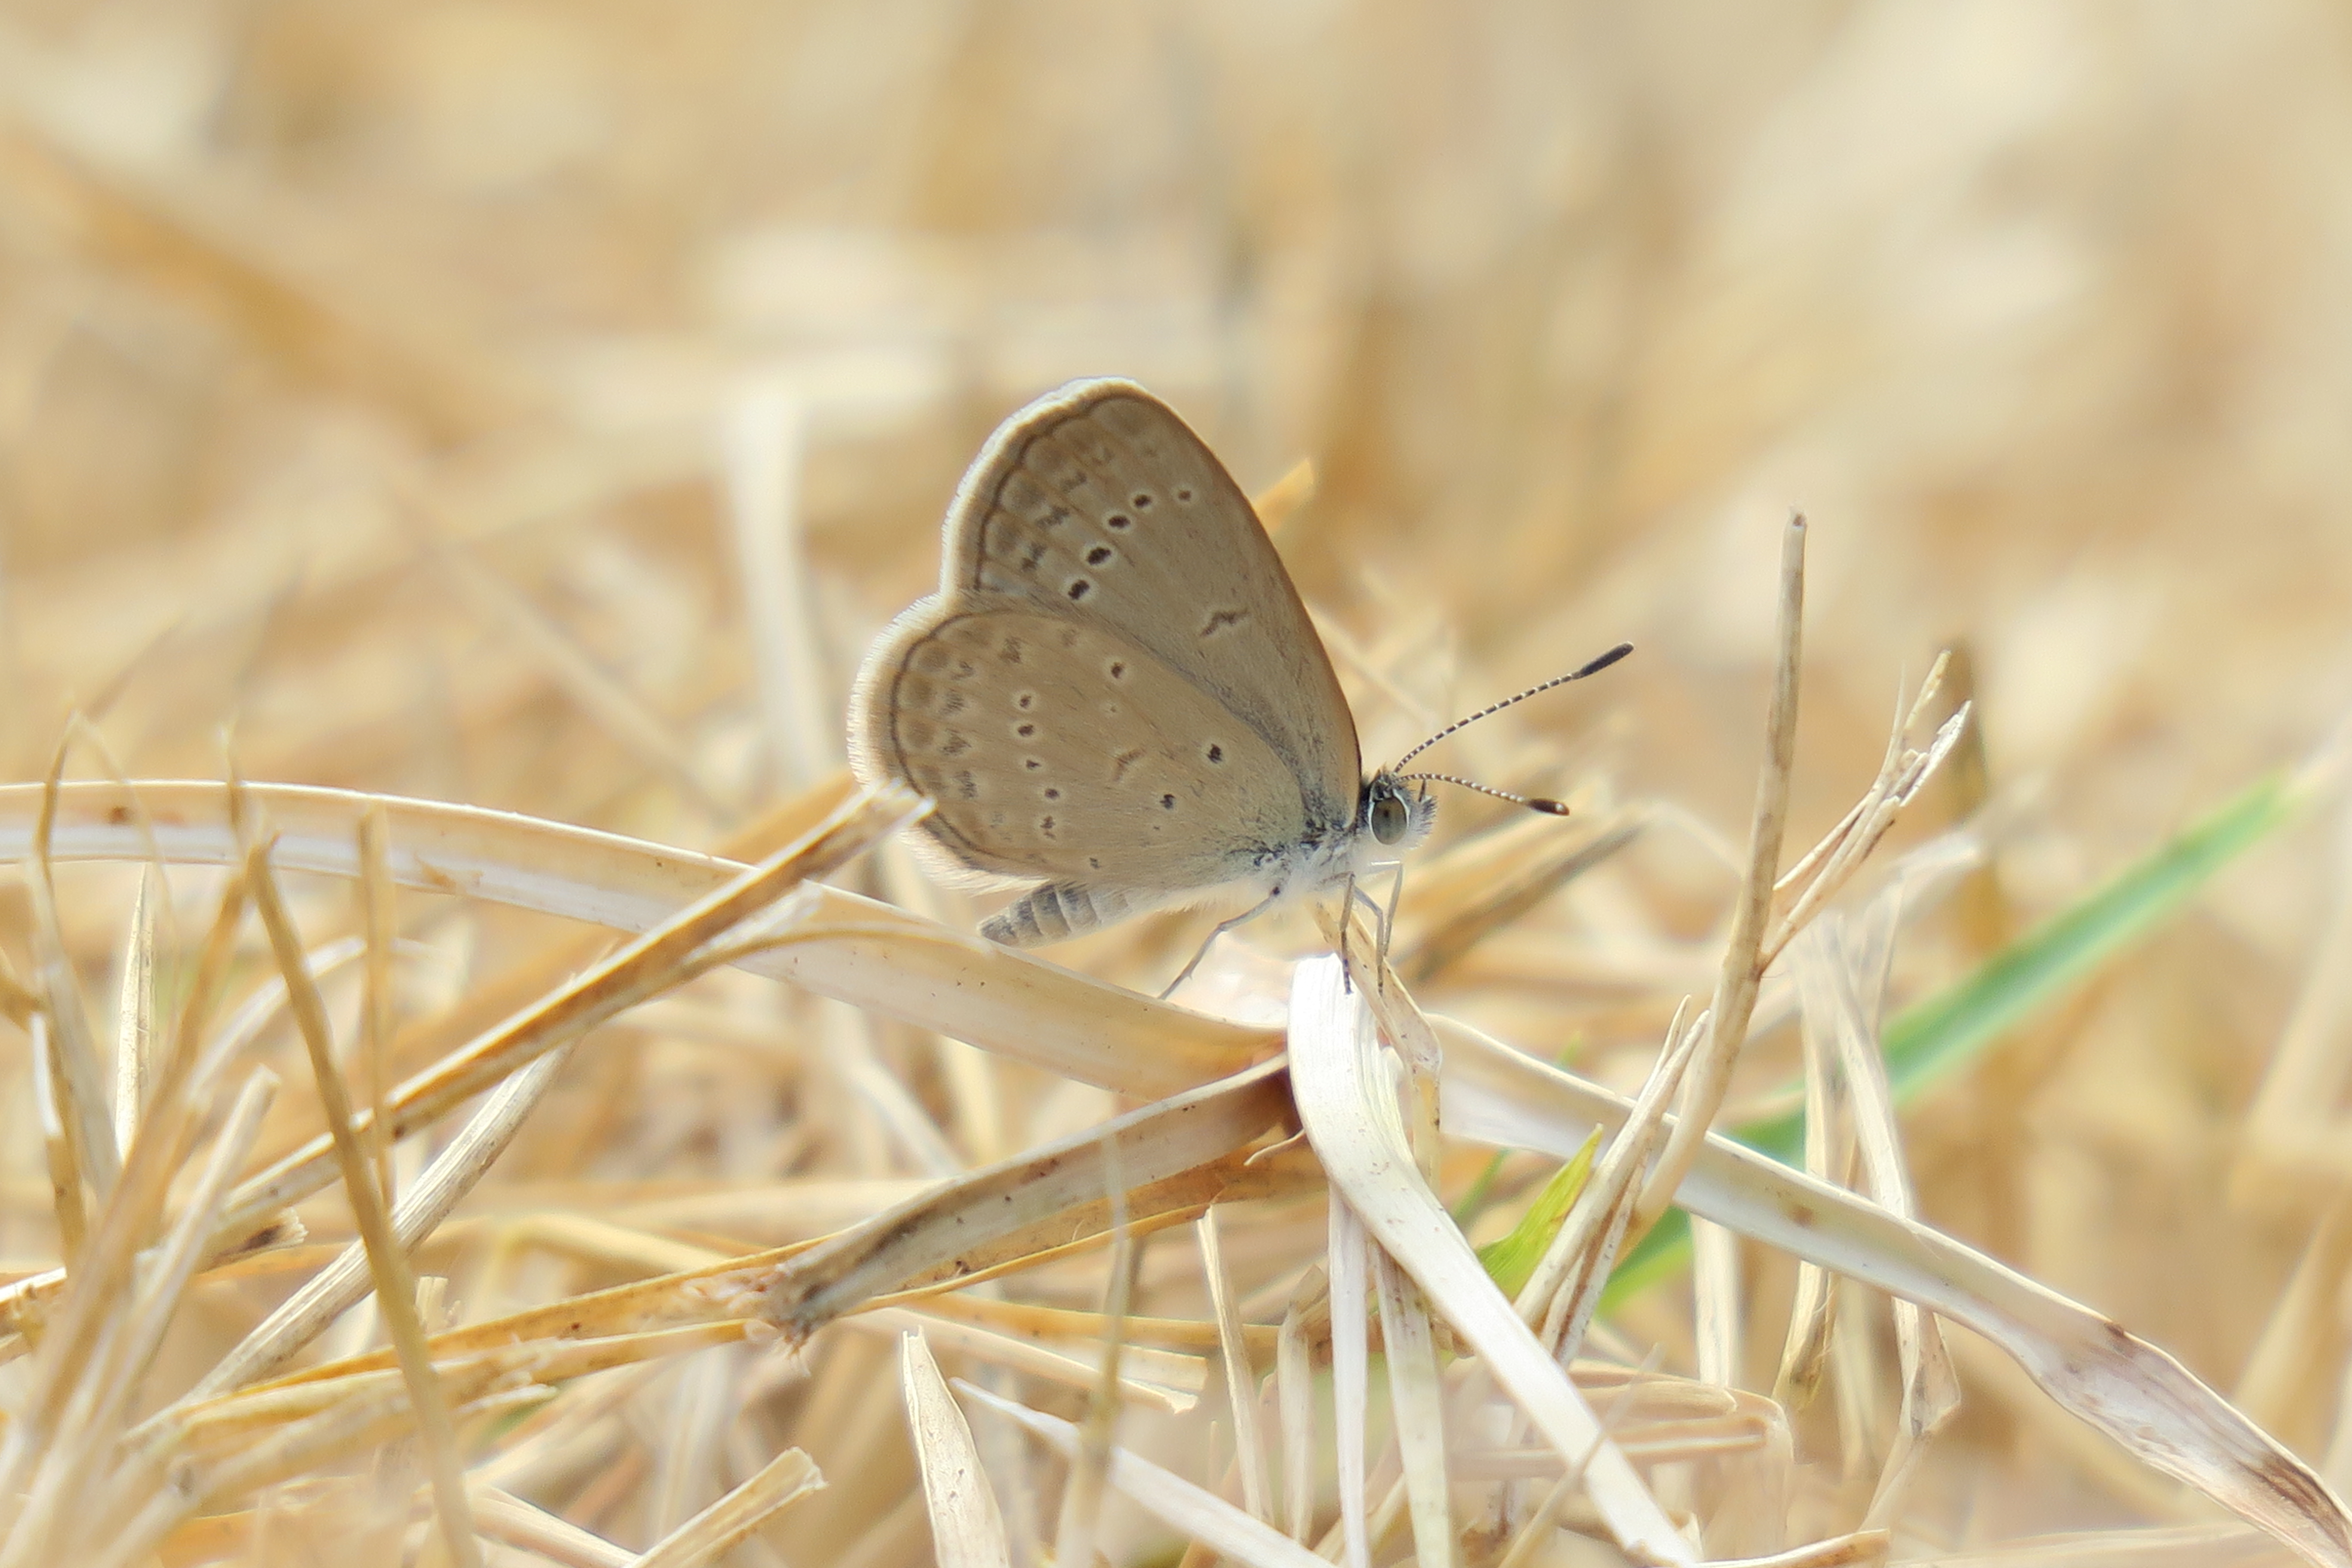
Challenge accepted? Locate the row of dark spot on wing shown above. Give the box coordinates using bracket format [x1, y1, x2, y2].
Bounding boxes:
[982, 406, 1256, 644]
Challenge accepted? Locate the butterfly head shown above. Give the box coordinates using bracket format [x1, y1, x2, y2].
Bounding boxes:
[1360, 772, 1437, 856]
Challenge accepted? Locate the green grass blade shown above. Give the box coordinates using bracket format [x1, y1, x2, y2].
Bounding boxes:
[1602, 766, 2309, 1305]
[1475, 1130, 1600, 1298]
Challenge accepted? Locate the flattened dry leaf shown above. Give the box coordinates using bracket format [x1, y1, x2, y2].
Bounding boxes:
[756, 1059, 1294, 1335]
[0, 780, 1271, 1097]
[1289, 959, 1694, 1566]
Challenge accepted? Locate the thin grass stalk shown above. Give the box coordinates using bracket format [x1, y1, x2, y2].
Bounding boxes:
[28, 751, 121, 1207]
[1053, 1142, 1143, 1568]
[1198, 1207, 1273, 1522]
[239, 812, 483, 1568]
[189, 1038, 579, 1398]
[1637, 514, 1805, 1231]
[358, 804, 399, 1205]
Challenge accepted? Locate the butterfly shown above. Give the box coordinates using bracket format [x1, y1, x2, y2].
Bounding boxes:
[848, 378, 1628, 977]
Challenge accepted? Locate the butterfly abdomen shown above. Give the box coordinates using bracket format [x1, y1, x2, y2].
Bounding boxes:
[982, 883, 1137, 946]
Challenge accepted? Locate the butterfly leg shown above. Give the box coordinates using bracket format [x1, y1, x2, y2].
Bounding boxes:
[1159, 888, 1283, 1001]
[1381, 863, 1409, 959]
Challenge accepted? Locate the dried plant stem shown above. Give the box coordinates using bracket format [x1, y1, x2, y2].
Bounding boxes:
[1636, 514, 1805, 1231]
[1198, 1208, 1272, 1522]
[240, 815, 482, 1568]
[0, 872, 248, 1501]
[222, 782, 920, 1243]
[188, 1039, 578, 1399]
[358, 804, 399, 1205]
[1055, 1152, 1145, 1568]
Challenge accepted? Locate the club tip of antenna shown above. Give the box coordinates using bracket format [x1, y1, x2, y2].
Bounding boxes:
[1527, 797, 1572, 816]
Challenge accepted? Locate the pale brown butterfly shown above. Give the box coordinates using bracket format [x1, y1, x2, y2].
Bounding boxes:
[847, 378, 1630, 983]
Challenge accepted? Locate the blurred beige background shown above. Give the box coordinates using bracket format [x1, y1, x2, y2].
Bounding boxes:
[6, 1, 2352, 1550]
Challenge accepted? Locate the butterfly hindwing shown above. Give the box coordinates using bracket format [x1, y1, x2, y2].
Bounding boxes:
[849, 601, 1317, 911]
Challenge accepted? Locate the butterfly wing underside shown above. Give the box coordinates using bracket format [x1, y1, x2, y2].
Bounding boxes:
[938, 380, 1360, 827]
[848, 380, 1361, 945]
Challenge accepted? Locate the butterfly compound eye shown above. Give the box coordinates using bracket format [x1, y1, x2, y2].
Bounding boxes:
[1369, 786, 1412, 845]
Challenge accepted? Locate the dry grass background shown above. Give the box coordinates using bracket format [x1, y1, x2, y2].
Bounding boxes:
[4, 2, 2352, 1564]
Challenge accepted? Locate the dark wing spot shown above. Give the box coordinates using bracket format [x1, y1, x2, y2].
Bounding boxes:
[955, 658, 975, 677]
[1088, 857, 1102, 870]
[1106, 513, 1131, 531]
[1200, 608, 1248, 636]
[1017, 692, 1035, 709]
[955, 772, 979, 800]
[999, 636, 1024, 662]
[1132, 493, 1153, 508]
[1016, 722, 1036, 737]
[940, 692, 967, 716]
[1066, 579, 1093, 601]
[1024, 758, 1041, 770]
[1107, 661, 1126, 680]
[941, 734, 970, 756]
[1020, 542, 1047, 572]
[1161, 793, 1177, 810]
[1038, 816, 1056, 836]
[1111, 749, 1145, 782]
[1085, 545, 1114, 566]
[1044, 787, 1060, 800]
[1174, 487, 1193, 502]
[1205, 743, 1223, 763]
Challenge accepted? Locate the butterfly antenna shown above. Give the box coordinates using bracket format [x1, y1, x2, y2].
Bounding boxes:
[1390, 641, 1635, 773]
[1393, 772, 1573, 816]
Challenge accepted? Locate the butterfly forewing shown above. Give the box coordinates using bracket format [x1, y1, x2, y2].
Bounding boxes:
[939, 381, 1360, 830]
[858, 602, 1313, 896]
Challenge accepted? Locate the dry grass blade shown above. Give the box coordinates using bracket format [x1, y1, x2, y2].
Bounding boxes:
[1440, 1023, 2352, 1566]
[1372, 1247, 1455, 1568]
[1276, 1266, 1322, 1544]
[1329, 1194, 1373, 1568]
[110, 863, 160, 1158]
[898, 1329, 1012, 1568]
[238, 802, 481, 1568]
[626, 1446, 823, 1568]
[1792, 919, 1961, 1528]
[1290, 958, 1693, 1564]
[469, 1486, 634, 1568]
[1, 778, 1272, 1096]
[756, 1058, 1292, 1336]
[27, 759, 121, 1221]
[357, 803, 398, 1205]
[218, 779, 924, 1239]
[0, 867, 248, 1489]
[959, 1382, 1328, 1568]
[189, 1038, 577, 1397]
[1638, 514, 1806, 1231]
[1199, 1207, 1273, 1521]
[1530, 1004, 1703, 1360]
[849, 1305, 1202, 1412]
[0, 1068, 276, 1567]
